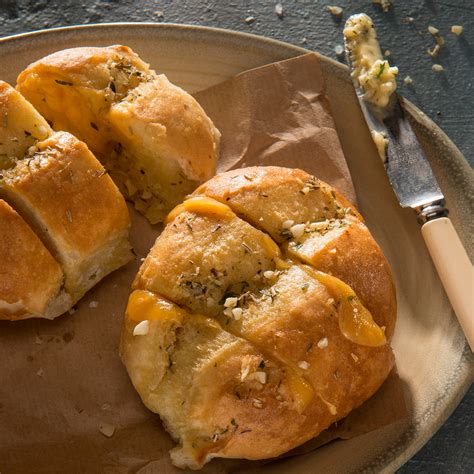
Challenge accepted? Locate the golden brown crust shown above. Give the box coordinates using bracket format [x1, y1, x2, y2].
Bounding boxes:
[0, 199, 63, 320]
[0, 131, 132, 299]
[0, 80, 132, 316]
[17, 45, 220, 223]
[121, 166, 397, 469]
[194, 166, 395, 338]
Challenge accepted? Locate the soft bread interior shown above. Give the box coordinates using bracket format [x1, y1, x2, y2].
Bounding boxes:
[0, 81, 52, 169]
[0, 132, 132, 302]
[122, 173, 397, 469]
[17, 45, 220, 223]
[0, 199, 71, 320]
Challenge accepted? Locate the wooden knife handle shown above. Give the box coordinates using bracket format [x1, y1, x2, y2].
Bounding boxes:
[421, 217, 474, 351]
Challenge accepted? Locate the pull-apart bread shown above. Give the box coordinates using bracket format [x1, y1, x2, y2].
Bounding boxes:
[120, 166, 397, 469]
[0, 81, 132, 320]
[17, 45, 221, 224]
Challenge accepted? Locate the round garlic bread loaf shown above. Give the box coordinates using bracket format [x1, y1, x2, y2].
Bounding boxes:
[121, 166, 396, 469]
[17, 45, 221, 224]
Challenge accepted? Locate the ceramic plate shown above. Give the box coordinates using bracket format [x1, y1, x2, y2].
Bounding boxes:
[0, 23, 472, 473]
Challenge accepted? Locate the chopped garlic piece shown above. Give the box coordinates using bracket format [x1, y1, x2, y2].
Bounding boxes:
[451, 25, 463, 36]
[317, 337, 329, 349]
[232, 307, 243, 320]
[298, 360, 310, 370]
[290, 223, 306, 239]
[263, 270, 276, 280]
[224, 297, 238, 308]
[252, 371, 267, 384]
[282, 219, 294, 229]
[428, 25, 439, 35]
[98, 422, 115, 437]
[404, 75, 413, 85]
[133, 320, 149, 336]
[253, 398, 263, 408]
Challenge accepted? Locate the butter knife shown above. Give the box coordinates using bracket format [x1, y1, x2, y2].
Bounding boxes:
[344, 13, 473, 350]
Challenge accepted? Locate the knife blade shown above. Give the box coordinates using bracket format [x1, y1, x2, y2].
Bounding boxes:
[344, 13, 474, 350]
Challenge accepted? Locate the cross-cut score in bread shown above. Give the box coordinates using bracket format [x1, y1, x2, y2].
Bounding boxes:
[0, 199, 71, 320]
[194, 166, 396, 338]
[120, 167, 396, 469]
[17, 45, 221, 224]
[0, 81, 132, 319]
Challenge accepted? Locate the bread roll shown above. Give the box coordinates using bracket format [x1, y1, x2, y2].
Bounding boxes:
[0, 199, 71, 320]
[121, 167, 396, 469]
[0, 81, 132, 319]
[17, 45, 221, 223]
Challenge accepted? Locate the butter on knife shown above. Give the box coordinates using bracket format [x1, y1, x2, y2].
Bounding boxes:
[344, 13, 474, 351]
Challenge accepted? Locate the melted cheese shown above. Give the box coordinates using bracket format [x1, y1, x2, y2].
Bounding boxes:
[165, 196, 235, 224]
[302, 266, 386, 347]
[344, 14, 398, 108]
[126, 290, 184, 324]
[286, 373, 314, 413]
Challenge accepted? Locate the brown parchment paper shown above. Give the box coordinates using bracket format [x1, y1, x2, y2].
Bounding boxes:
[0, 53, 405, 474]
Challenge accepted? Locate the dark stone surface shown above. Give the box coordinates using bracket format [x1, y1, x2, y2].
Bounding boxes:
[1, 0, 472, 471]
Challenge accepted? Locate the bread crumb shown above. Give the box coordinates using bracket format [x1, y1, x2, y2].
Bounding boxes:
[334, 44, 344, 56]
[329, 248, 337, 254]
[98, 422, 115, 438]
[404, 75, 413, 85]
[451, 25, 463, 36]
[428, 25, 439, 35]
[404, 16, 414, 24]
[373, 0, 391, 12]
[275, 3, 284, 18]
[317, 337, 329, 349]
[36, 367, 44, 377]
[384, 50, 391, 57]
[351, 353, 359, 362]
[298, 360, 310, 370]
[244, 16, 255, 25]
[154, 10, 164, 18]
[432, 64, 444, 72]
[282, 219, 294, 229]
[89, 301, 98, 309]
[35, 335, 43, 345]
[133, 320, 149, 336]
[327, 6, 343, 17]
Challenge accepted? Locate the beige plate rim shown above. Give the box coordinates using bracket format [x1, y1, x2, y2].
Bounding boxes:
[1, 21, 472, 472]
